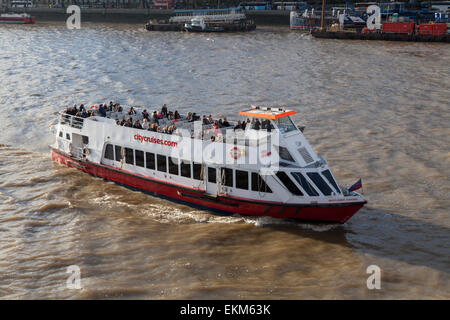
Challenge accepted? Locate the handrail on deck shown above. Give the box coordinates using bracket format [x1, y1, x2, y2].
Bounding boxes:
[59, 112, 85, 129]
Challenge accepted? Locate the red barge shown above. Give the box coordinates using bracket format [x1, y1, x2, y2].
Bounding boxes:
[50, 105, 366, 223]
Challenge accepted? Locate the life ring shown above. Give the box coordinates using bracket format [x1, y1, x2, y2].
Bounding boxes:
[230, 146, 242, 160]
[89, 105, 98, 111]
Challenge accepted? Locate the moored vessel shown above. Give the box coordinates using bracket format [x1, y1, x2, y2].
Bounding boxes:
[145, 8, 256, 32]
[50, 103, 366, 223]
[0, 13, 35, 24]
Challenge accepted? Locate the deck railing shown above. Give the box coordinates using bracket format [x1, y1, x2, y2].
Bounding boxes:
[59, 113, 85, 129]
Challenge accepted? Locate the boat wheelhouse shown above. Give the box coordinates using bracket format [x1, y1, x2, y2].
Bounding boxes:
[50, 105, 366, 223]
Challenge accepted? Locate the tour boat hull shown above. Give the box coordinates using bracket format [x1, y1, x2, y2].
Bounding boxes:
[0, 17, 35, 24]
[51, 148, 366, 223]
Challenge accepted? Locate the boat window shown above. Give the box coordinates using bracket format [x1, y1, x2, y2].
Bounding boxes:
[321, 169, 340, 194]
[169, 157, 179, 175]
[135, 150, 145, 167]
[114, 145, 122, 161]
[251, 172, 272, 193]
[193, 162, 202, 180]
[66, 133, 71, 140]
[307, 172, 332, 196]
[276, 171, 303, 196]
[157, 154, 167, 172]
[146, 152, 155, 170]
[180, 161, 191, 178]
[275, 145, 295, 162]
[125, 148, 134, 165]
[208, 167, 216, 183]
[235, 170, 249, 190]
[274, 117, 297, 134]
[59, 131, 63, 138]
[82, 136, 89, 145]
[221, 168, 233, 187]
[104, 144, 114, 160]
[291, 172, 319, 196]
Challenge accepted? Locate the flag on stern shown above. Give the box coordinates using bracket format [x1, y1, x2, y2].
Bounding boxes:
[348, 178, 362, 192]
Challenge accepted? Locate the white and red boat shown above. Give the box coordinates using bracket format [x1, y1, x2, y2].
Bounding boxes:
[50, 104, 366, 223]
[0, 13, 35, 24]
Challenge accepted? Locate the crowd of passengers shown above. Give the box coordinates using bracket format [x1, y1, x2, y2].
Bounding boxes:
[64, 102, 274, 137]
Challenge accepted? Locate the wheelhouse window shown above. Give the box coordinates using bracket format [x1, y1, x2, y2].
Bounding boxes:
[321, 170, 340, 194]
[221, 168, 233, 187]
[104, 144, 114, 160]
[168, 157, 179, 175]
[66, 133, 71, 140]
[275, 145, 295, 162]
[251, 172, 272, 193]
[135, 150, 144, 167]
[193, 162, 202, 180]
[307, 172, 332, 196]
[125, 148, 134, 165]
[180, 161, 191, 178]
[146, 152, 155, 170]
[235, 170, 249, 190]
[59, 131, 63, 138]
[291, 172, 319, 196]
[157, 154, 167, 172]
[208, 167, 216, 183]
[274, 117, 297, 134]
[276, 171, 303, 196]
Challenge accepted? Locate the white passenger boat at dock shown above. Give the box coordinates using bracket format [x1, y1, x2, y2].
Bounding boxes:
[50, 104, 366, 223]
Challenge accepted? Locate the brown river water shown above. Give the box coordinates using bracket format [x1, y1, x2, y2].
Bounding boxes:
[0, 22, 449, 299]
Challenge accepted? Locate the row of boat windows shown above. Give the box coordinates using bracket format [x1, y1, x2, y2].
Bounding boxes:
[104, 144, 272, 193]
[276, 170, 341, 196]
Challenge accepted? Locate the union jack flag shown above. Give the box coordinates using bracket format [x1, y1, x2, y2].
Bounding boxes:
[348, 178, 362, 192]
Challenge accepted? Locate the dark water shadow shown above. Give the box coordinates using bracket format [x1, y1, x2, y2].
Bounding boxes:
[262, 207, 450, 275]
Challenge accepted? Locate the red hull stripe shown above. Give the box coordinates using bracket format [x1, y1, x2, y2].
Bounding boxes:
[50, 147, 365, 223]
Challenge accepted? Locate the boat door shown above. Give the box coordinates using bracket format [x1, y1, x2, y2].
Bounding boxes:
[205, 165, 219, 195]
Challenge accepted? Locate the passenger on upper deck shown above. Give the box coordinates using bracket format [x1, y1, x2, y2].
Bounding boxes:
[151, 111, 159, 124]
[142, 118, 149, 130]
[128, 107, 136, 115]
[174, 110, 181, 120]
[161, 104, 168, 117]
[124, 118, 133, 127]
[192, 113, 200, 121]
[202, 115, 209, 125]
[234, 120, 243, 131]
[223, 118, 230, 127]
[142, 109, 150, 121]
[98, 104, 107, 117]
[252, 118, 261, 130]
[149, 124, 157, 132]
[261, 119, 273, 132]
[133, 120, 142, 129]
